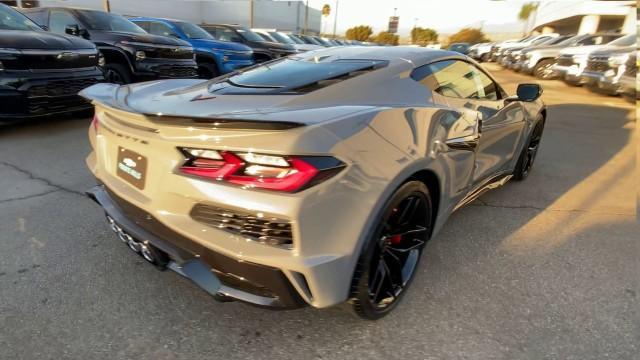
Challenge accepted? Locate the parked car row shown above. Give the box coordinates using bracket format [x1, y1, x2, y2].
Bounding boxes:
[472, 31, 637, 100]
[1, 4, 362, 122]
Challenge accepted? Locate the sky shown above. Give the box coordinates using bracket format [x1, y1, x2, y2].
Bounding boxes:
[306, 0, 529, 36]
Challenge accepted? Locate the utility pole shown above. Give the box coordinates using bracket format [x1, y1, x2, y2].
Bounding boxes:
[304, 0, 309, 34]
[102, 0, 111, 12]
[332, 0, 339, 38]
[249, 0, 254, 28]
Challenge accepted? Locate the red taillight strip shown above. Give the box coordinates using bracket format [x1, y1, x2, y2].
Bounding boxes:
[179, 148, 343, 193]
[226, 158, 319, 192]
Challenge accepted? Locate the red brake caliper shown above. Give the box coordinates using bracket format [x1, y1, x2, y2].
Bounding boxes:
[389, 234, 402, 245]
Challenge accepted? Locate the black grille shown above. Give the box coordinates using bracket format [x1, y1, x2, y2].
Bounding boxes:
[28, 95, 89, 114]
[155, 65, 198, 78]
[190, 204, 293, 247]
[586, 56, 611, 72]
[146, 47, 194, 60]
[27, 78, 99, 98]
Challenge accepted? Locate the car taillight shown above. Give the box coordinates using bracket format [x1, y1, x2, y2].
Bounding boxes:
[179, 148, 345, 192]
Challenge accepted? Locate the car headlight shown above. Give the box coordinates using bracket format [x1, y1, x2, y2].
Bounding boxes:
[608, 54, 629, 67]
[98, 52, 105, 67]
[222, 55, 230, 62]
[135, 50, 146, 61]
[0, 48, 21, 71]
[0, 60, 3, 71]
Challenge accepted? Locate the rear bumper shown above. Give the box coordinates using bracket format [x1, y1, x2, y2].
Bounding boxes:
[0, 67, 103, 120]
[87, 184, 307, 309]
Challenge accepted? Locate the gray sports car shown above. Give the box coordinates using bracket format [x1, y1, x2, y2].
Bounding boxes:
[81, 47, 546, 319]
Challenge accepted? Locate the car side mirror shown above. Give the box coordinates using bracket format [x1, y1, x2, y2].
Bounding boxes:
[40, 25, 49, 31]
[505, 83, 543, 103]
[65, 24, 80, 36]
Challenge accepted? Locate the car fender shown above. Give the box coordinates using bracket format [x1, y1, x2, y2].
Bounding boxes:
[97, 44, 135, 73]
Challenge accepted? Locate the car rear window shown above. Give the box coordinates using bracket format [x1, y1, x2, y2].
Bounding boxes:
[211, 57, 387, 94]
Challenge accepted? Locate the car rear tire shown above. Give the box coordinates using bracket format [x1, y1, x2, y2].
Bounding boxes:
[103, 63, 133, 85]
[198, 62, 219, 79]
[513, 117, 545, 181]
[350, 181, 432, 320]
[533, 59, 555, 80]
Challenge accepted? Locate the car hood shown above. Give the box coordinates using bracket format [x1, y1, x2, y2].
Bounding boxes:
[187, 38, 252, 52]
[294, 44, 324, 51]
[247, 40, 295, 51]
[559, 44, 608, 56]
[89, 31, 191, 47]
[0, 30, 96, 50]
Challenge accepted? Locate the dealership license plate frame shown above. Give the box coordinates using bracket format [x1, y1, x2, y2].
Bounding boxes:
[116, 147, 148, 190]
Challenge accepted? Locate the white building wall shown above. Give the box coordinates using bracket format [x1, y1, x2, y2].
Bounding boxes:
[31, 0, 320, 33]
[528, 0, 635, 34]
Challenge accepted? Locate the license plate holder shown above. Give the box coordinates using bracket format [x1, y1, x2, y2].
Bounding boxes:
[116, 147, 147, 190]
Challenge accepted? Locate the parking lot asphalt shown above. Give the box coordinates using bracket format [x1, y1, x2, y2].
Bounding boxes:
[1, 64, 638, 360]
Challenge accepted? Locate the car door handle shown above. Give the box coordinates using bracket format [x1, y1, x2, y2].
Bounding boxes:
[445, 134, 480, 151]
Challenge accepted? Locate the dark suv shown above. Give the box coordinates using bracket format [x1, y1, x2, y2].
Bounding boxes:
[0, 3, 103, 121]
[23, 7, 198, 84]
[200, 24, 297, 63]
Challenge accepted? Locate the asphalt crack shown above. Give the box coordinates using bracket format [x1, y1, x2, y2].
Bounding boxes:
[0, 161, 85, 202]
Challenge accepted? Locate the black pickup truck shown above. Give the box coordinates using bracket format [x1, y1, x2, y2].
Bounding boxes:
[22, 7, 198, 84]
[0, 3, 104, 121]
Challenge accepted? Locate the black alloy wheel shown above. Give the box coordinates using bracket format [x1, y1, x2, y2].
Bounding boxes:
[350, 181, 432, 320]
[198, 62, 219, 79]
[533, 59, 556, 80]
[514, 118, 545, 181]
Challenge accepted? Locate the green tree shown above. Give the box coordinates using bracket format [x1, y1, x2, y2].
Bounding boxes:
[518, 2, 539, 34]
[345, 25, 373, 41]
[375, 31, 399, 45]
[447, 28, 489, 46]
[411, 27, 438, 46]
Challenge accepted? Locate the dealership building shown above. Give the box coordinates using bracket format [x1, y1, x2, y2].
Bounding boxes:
[527, 0, 636, 35]
[7, 0, 322, 33]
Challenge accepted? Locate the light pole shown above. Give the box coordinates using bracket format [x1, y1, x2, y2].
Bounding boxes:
[102, 0, 111, 12]
[249, 0, 254, 28]
[304, 0, 309, 35]
[332, 0, 339, 38]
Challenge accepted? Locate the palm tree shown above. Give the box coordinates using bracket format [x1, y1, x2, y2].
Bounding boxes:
[519, 2, 539, 35]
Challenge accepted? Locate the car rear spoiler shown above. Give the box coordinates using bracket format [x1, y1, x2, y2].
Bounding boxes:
[79, 83, 305, 130]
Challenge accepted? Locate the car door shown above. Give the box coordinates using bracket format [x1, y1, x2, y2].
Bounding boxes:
[415, 59, 526, 187]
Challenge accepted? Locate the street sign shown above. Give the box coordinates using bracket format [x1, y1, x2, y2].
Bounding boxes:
[388, 16, 399, 33]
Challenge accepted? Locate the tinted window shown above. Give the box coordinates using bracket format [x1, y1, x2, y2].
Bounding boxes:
[134, 20, 149, 32]
[0, 4, 42, 31]
[607, 34, 635, 46]
[148, 21, 179, 38]
[49, 10, 79, 34]
[205, 25, 242, 42]
[256, 32, 273, 41]
[174, 21, 213, 40]
[270, 32, 296, 45]
[234, 27, 265, 42]
[76, 10, 145, 34]
[22, 9, 46, 28]
[412, 60, 499, 101]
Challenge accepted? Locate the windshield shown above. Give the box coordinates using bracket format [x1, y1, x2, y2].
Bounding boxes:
[270, 31, 295, 45]
[544, 35, 573, 45]
[608, 34, 636, 47]
[175, 21, 213, 40]
[287, 34, 305, 44]
[0, 5, 42, 31]
[234, 26, 265, 42]
[77, 10, 145, 33]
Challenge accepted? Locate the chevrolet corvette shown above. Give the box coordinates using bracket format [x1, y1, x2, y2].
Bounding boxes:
[81, 47, 545, 319]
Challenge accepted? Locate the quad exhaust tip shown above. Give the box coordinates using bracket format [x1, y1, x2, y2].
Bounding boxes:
[105, 213, 167, 268]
